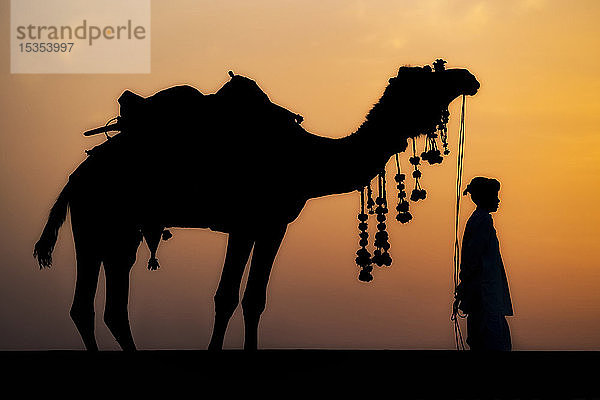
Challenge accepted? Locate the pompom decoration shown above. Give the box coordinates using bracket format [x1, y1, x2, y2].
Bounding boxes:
[410, 138, 427, 202]
[433, 59, 450, 155]
[372, 172, 392, 267]
[439, 109, 450, 155]
[395, 153, 412, 224]
[421, 129, 443, 165]
[356, 187, 373, 282]
[148, 256, 160, 271]
[143, 226, 164, 271]
[366, 182, 375, 214]
[433, 58, 447, 72]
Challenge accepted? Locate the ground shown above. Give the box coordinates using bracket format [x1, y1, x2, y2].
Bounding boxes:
[2, 350, 598, 398]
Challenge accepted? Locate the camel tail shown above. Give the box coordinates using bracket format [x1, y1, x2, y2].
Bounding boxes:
[34, 182, 71, 269]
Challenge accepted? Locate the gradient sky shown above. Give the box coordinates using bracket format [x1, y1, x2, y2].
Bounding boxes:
[1, 0, 599, 350]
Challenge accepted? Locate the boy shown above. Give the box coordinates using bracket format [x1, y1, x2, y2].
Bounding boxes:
[454, 177, 513, 351]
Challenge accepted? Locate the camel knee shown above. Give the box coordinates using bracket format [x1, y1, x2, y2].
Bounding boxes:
[241, 292, 266, 320]
[103, 308, 129, 331]
[103, 301, 136, 351]
[214, 288, 239, 317]
[70, 302, 98, 351]
[70, 301, 94, 326]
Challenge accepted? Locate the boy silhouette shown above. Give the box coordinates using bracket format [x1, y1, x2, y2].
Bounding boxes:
[454, 177, 513, 351]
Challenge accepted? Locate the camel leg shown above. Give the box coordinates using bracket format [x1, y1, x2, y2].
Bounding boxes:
[70, 245, 101, 351]
[208, 232, 254, 350]
[103, 234, 140, 351]
[70, 212, 102, 351]
[241, 226, 286, 351]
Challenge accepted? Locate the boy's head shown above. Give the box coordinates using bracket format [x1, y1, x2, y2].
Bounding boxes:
[463, 177, 501, 212]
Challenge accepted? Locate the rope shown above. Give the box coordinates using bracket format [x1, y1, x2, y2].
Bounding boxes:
[381, 170, 387, 200]
[451, 95, 467, 351]
[104, 116, 119, 140]
[361, 186, 365, 214]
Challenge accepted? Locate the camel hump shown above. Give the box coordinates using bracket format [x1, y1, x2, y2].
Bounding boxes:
[147, 85, 204, 105]
[118, 85, 205, 120]
[215, 74, 303, 124]
[118, 90, 146, 118]
[216, 74, 270, 103]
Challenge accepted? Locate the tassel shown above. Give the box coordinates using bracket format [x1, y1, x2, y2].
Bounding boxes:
[395, 154, 412, 223]
[421, 129, 443, 165]
[366, 183, 375, 214]
[143, 226, 163, 271]
[439, 108, 450, 155]
[410, 138, 427, 201]
[148, 256, 160, 271]
[356, 187, 373, 282]
[373, 172, 392, 267]
[433, 59, 447, 73]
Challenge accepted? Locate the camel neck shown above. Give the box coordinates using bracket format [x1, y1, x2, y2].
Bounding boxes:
[343, 119, 408, 181]
[303, 104, 412, 199]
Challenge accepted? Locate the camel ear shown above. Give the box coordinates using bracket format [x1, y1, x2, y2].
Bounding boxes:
[228, 70, 235, 78]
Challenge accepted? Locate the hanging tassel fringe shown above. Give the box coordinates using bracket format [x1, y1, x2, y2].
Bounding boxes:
[356, 187, 373, 282]
[372, 172, 392, 267]
[353, 59, 466, 283]
[410, 138, 427, 201]
[395, 153, 412, 223]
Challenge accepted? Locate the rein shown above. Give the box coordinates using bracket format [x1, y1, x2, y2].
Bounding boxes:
[451, 95, 467, 350]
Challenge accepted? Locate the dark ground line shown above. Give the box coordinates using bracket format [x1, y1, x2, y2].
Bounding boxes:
[2, 350, 598, 398]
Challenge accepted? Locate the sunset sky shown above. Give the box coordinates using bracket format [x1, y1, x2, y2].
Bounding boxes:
[1, 0, 599, 350]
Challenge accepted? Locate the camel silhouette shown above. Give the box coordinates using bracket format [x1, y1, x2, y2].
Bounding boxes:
[34, 61, 479, 351]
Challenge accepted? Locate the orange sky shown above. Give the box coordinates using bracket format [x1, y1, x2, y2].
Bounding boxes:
[1, 0, 599, 350]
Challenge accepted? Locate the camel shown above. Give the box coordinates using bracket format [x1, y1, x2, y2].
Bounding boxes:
[33, 61, 479, 351]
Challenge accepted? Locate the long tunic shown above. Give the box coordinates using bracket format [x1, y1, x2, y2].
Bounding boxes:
[458, 208, 513, 316]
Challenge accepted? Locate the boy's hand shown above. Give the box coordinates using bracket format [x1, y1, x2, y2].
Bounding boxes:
[453, 298, 460, 315]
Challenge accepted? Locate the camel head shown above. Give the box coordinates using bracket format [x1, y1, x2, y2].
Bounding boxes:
[355, 61, 480, 282]
[382, 59, 480, 137]
[392, 59, 479, 100]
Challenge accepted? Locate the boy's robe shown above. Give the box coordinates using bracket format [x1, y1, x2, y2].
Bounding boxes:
[458, 208, 513, 316]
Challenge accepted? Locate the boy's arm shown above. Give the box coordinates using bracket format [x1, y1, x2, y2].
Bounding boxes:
[455, 214, 492, 311]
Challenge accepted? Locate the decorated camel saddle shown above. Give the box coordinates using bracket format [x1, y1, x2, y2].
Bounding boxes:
[84, 71, 303, 141]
